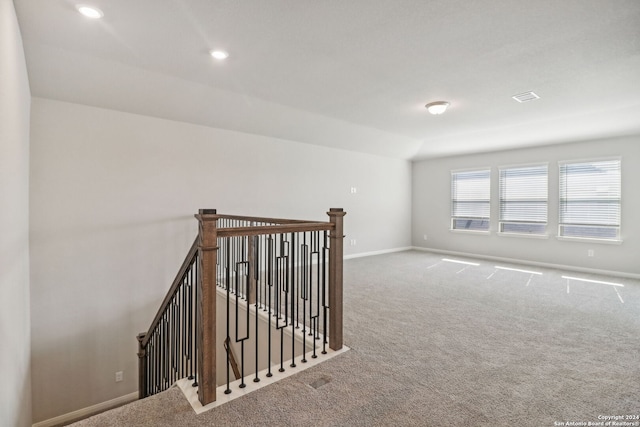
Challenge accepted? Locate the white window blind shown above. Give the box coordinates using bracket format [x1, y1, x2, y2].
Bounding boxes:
[559, 159, 621, 240]
[451, 169, 490, 231]
[499, 165, 548, 234]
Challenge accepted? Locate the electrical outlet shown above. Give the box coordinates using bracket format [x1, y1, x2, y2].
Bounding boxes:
[115, 371, 123, 382]
[350, 187, 357, 194]
[350, 239, 356, 246]
[423, 234, 428, 240]
[588, 249, 594, 257]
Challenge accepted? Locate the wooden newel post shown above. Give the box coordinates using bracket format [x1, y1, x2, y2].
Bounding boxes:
[327, 208, 346, 351]
[195, 209, 218, 405]
[136, 332, 147, 399]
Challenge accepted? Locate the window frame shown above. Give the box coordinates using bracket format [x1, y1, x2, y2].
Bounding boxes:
[450, 168, 491, 233]
[557, 157, 622, 243]
[498, 163, 549, 237]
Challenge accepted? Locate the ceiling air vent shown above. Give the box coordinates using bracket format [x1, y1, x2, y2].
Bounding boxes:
[512, 91, 540, 103]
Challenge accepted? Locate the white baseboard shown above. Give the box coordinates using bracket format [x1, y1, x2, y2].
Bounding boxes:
[411, 246, 640, 280]
[344, 247, 412, 260]
[32, 392, 138, 427]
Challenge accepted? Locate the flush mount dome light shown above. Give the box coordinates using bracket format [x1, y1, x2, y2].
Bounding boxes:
[76, 5, 104, 19]
[210, 50, 229, 60]
[425, 101, 450, 115]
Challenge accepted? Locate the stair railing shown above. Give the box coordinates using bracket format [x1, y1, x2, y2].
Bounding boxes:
[136, 237, 200, 399]
[137, 208, 345, 406]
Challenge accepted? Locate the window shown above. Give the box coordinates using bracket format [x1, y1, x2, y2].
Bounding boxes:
[451, 169, 490, 231]
[499, 165, 548, 235]
[559, 159, 621, 240]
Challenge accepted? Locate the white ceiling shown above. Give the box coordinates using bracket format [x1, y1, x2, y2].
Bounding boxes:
[15, 0, 640, 160]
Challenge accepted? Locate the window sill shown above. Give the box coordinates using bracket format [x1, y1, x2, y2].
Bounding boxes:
[449, 229, 490, 235]
[556, 236, 623, 245]
[497, 232, 549, 240]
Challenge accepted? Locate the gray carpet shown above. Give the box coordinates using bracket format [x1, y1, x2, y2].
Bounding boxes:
[71, 250, 640, 426]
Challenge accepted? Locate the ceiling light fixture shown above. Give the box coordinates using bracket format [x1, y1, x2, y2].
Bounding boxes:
[425, 101, 450, 115]
[210, 50, 229, 60]
[76, 5, 104, 19]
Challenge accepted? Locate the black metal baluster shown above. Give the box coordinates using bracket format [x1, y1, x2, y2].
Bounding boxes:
[162, 314, 167, 390]
[311, 318, 318, 359]
[192, 253, 198, 388]
[180, 281, 186, 379]
[277, 245, 286, 373]
[311, 231, 320, 359]
[267, 235, 273, 378]
[262, 234, 268, 311]
[187, 265, 194, 381]
[154, 330, 159, 394]
[301, 232, 308, 363]
[225, 237, 232, 395]
[177, 286, 182, 381]
[254, 235, 260, 383]
[157, 328, 161, 393]
[147, 335, 152, 396]
[235, 259, 242, 386]
[174, 297, 179, 382]
[240, 341, 246, 388]
[166, 314, 171, 389]
[156, 329, 160, 393]
[166, 310, 171, 388]
[143, 339, 148, 397]
[167, 301, 172, 387]
[171, 299, 176, 384]
[235, 244, 250, 389]
[147, 332, 152, 395]
[159, 316, 164, 391]
[167, 302, 172, 386]
[151, 335, 156, 395]
[296, 234, 301, 330]
[217, 233, 222, 289]
[173, 298, 178, 384]
[235, 235, 240, 297]
[290, 233, 297, 368]
[322, 230, 328, 355]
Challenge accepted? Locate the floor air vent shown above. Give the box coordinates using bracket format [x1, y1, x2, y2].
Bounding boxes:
[309, 375, 332, 389]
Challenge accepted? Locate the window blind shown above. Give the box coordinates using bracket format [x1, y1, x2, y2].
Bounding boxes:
[499, 165, 548, 234]
[559, 159, 621, 240]
[451, 169, 490, 231]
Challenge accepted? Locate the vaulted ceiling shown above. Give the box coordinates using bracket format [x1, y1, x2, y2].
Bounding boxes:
[15, 0, 640, 159]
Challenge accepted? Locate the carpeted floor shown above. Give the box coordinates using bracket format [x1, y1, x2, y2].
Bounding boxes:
[71, 250, 640, 426]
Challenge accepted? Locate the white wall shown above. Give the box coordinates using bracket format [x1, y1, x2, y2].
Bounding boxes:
[0, 1, 32, 426]
[412, 136, 640, 276]
[29, 97, 412, 422]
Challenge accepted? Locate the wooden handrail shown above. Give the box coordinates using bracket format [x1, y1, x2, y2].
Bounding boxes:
[217, 222, 334, 237]
[140, 236, 199, 348]
[217, 213, 324, 224]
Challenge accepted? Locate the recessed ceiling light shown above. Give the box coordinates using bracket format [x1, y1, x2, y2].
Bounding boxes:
[210, 50, 229, 60]
[76, 5, 104, 19]
[425, 101, 450, 115]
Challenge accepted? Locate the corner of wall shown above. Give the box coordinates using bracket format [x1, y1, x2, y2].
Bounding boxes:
[0, 1, 32, 426]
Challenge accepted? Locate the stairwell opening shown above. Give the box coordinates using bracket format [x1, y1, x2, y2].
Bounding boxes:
[177, 288, 349, 414]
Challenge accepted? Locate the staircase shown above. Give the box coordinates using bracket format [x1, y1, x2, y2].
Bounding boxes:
[136, 208, 346, 406]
